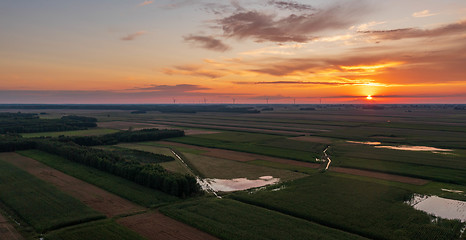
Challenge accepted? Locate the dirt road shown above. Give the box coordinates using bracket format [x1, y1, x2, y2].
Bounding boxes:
[0, 213, 23, 240]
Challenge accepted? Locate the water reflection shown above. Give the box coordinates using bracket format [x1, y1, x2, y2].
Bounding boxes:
[198, 176, 280, 192]
[346, 141, 382, 145]
[346, 141, 452, 153]
[375, 145, 452, 152]
[406, 194, 466, 222]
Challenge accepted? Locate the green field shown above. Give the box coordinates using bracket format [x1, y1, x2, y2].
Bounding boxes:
[45, 219, 146, 240]
[329, 142, 466, 184]
[18, 150, 179, 208]
[232, 174, 464, 240]
[21, 128, 119, 138]
[0, 159, 104, 232]
[168, 134, 320, 161]
[161, 198, 368, 240]
[180, 152, 307, 180]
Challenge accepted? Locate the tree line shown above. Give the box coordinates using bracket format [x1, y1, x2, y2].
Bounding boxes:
[0, 128, 200, 197]
[0, 113, 97, 133]
[56, 128, 185, 146]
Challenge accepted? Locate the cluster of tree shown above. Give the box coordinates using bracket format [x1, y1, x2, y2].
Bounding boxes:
[36, 140, 200, 197]
[57, 128, 184, 146]
[0, 113, 97, 133]
[109, 148, 175, 164]
[0, 104, 260, 113]
[0, 135, 36, 152]
[300, 107, 316, 111]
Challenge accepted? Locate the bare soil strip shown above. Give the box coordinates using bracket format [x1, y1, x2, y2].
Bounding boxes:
[184, 129, 220, 135]
[0, 213, 24, 240]
[290, 136, 333, 144]
[158, 142, 430, 185]
[0, 152, 144, 218]
[332, 167, 430, 185]
[0, 152, 219, 240]
[98, 121, 170, 130]
[117, 211, 219, 240]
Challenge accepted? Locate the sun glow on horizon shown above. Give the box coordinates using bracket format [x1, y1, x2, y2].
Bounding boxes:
[366, 95, 373, 100]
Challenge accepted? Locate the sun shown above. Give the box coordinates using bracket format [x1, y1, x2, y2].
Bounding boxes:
[366, 95, 373, 100]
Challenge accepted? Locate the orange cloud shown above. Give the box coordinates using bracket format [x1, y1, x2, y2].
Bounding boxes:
[138, 1, 153, 7]
[163, 65, 227, 79]
[120, 31, 146, 41]
[340, 62, 404, 73]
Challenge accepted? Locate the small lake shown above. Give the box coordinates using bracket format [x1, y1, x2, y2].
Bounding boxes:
[406, 194, 466, 222]
[198, 176, 280, 192]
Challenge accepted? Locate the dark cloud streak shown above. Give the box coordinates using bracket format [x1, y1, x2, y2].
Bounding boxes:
[360, 20, 466, 40]
[267, 0, 315, 12]
[184, 35, 231, 51]
[219, 2, 366, 43]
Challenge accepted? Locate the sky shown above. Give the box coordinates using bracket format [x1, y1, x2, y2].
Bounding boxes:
[1, 0, 465, 104]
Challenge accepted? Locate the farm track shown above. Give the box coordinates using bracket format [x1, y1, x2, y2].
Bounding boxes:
[0, 213, 23, 240]
[0, 152, 219, 240]
[159, 142, 430, 185]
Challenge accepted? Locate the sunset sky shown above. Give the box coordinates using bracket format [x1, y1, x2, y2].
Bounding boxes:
[1, 0, 465, 104]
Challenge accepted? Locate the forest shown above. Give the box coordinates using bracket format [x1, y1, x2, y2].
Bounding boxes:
[0, 113, 97, 133]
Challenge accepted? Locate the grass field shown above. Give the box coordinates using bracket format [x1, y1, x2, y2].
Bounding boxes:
[0, 159, 104, 232]
[329, 142, 466, 184]
[232, 174, 464, 240]
[21, 128, 119, 138]
[168, 135, 319, 162]
[18, 150, 179, 208]
[161, 198, 368, 240]
[181, 152, 307, 180]
[247, 159, 319, 175]
[45, 219, 146, 240]
[115, 143, 194, 175]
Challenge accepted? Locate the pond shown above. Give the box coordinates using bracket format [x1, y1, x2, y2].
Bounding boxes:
[197, 176, 280, 192]
[406, 194, 466, 222]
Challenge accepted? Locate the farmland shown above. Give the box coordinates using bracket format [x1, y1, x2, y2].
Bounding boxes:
[0, 158, 104, 232]
[0, 104, 465, 240]
[18, 150, 178, 208]
[232, 174, 463, 240]
[161, 198, 368, 240]
[45, 220, 146, 240]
